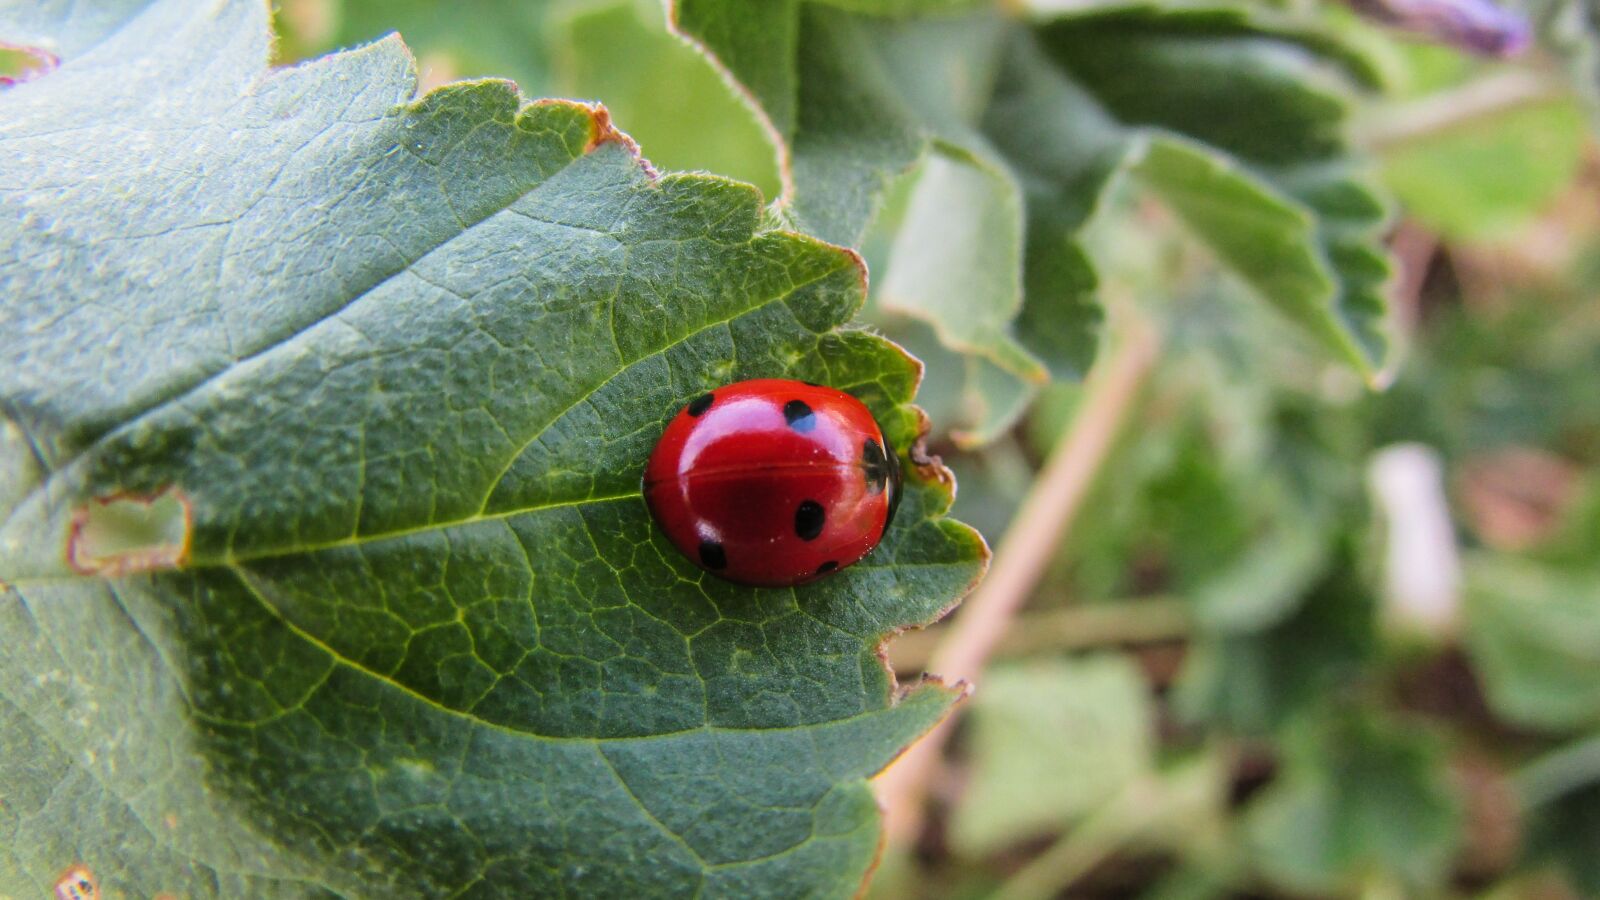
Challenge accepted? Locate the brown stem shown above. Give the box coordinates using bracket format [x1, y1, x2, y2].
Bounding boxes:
[874, 307, 1163, 845]
[1355, 70, 1566, 151]
[887, 598, 1191, 672]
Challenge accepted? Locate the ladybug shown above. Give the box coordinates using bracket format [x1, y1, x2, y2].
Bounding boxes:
[643, 378, 902, 587]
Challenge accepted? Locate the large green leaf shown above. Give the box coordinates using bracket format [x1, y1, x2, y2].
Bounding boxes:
[673, 0, 1394, 442]
[0, 1, 985, 895]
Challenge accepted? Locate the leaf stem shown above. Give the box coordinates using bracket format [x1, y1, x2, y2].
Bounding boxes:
[874, 304, 1163, 845]
[1355, 69, 1568, 151]
[887, 598, 1191, 672]
[1516, 730, 1600, 808]
[988, 776, 1167, 900]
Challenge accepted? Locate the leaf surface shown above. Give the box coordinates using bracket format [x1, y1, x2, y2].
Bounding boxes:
[0, 1, 985, 895]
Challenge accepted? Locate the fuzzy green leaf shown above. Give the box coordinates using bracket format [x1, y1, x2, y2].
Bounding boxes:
[0, 1, 985, 895]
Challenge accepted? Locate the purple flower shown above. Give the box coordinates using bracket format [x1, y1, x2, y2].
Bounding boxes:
[1347, 0, 1532, 57]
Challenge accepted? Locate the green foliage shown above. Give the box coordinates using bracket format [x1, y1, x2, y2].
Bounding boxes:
[1382, 98, 1588, 242]
[554, 0, 778, 196]
[948, 655, 1154, 855]
[674, 0, 1395, 442]
[1177, 550, 1377, 734]
[281, 0, 551, 86]
[280, 0, 780, 197]
[1466, 557, 1600, 730]
[1246, 711, 1463, 894]
[0, 1, 983, 895]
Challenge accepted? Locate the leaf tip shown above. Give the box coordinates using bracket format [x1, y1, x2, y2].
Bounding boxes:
[840, 244, 871, 307]
[906, 409, 952, 492]
[66, 487, 193, 577]
[534, 98, 660, 180]
[577, 101, 626, 154]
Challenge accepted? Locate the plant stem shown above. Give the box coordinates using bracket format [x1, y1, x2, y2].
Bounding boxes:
[874, 306, 1163, 846]
[1516, 730, 1600, 808]
[887, 598, 1191, 672]
[1355, 70, 1567, 151]
[989, 777, 1166, 900]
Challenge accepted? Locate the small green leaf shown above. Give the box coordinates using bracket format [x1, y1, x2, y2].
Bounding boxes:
[0, 1, 984, 894]
[552, 0, 781, 198]
[1129, 137, 1387, 375]
[880, 150, 1045, 394]
[1176, 548, 1374, 733]
[1246, 711, 1463, 894]
[278, 0, 554, 90]
[948, 655, 1156, 856]
[1465, 556, 1600, 731]
[1188, 510, 1331, 633]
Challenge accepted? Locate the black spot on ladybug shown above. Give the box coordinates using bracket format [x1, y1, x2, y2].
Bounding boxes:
[783, 399, 816, 432]
[698, 539, 727, 570]
[863, 439, 890, 495]
[795, 500, 825, 540]
[816, 560, 838, 575]
[686, 393, 715, 417]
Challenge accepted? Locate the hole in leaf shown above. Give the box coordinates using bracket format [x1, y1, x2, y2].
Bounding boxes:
[67, 488, 192, 576]
[0, 42, 59, 86]
[54, 864, 96, 900]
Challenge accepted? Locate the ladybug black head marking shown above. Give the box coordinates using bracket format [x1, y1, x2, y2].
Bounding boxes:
[686, 393, 715, 417]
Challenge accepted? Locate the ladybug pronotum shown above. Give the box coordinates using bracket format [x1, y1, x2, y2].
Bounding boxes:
[643, 378, 902, 587]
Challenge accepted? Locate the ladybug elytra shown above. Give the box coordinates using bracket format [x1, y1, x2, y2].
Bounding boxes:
[643, 378, 902, 587]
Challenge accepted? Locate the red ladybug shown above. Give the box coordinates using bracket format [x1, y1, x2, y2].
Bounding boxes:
[643, 378, 902, 587]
